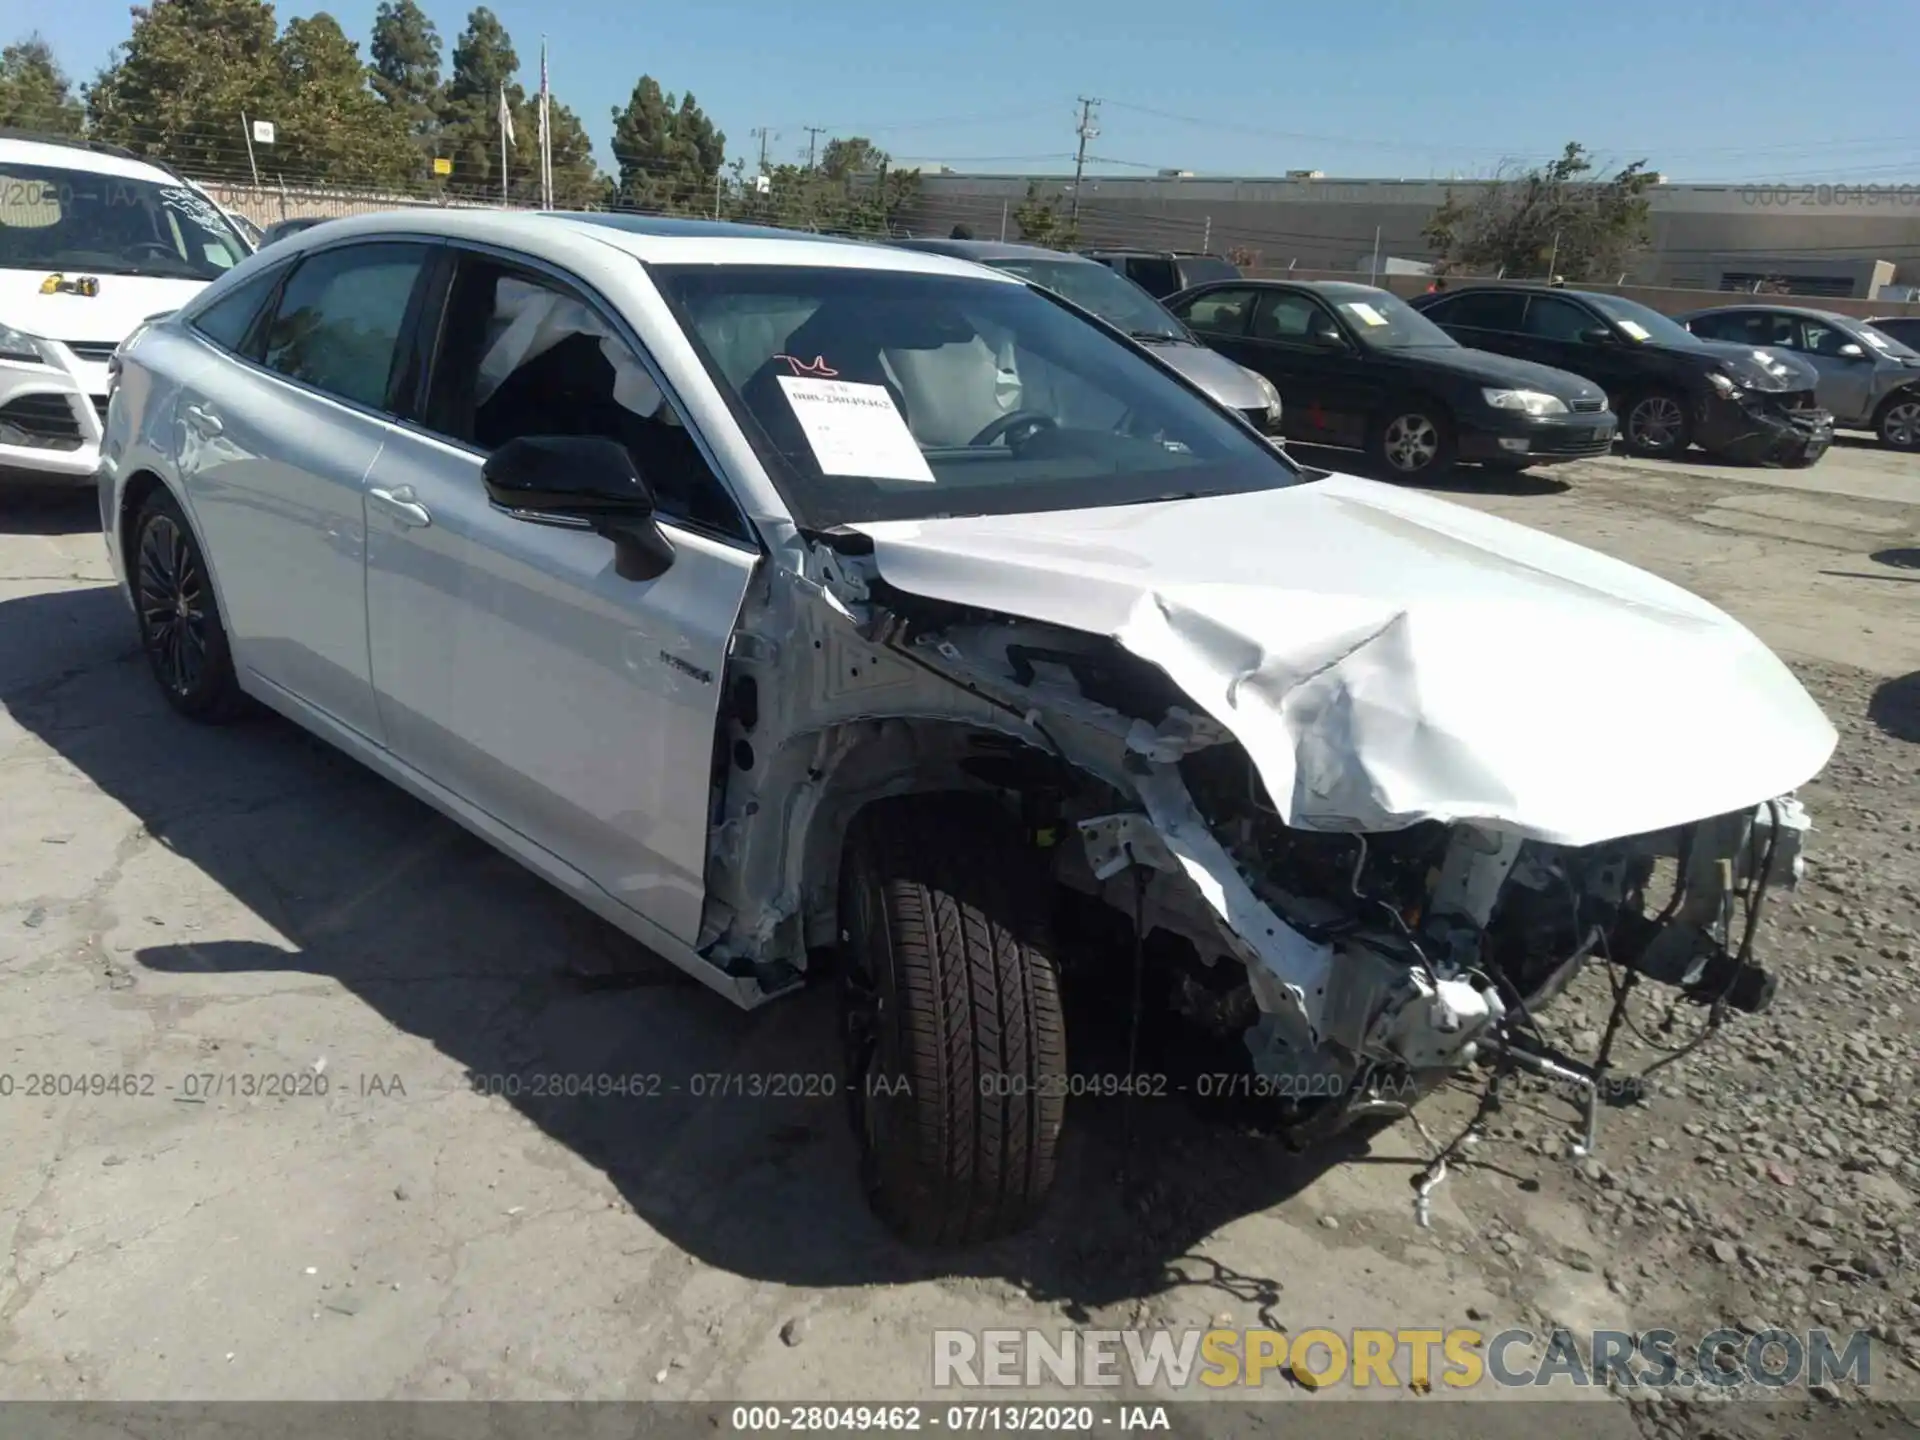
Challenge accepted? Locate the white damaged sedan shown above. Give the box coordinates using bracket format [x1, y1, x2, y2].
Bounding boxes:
[99, 212, 1836, 1245]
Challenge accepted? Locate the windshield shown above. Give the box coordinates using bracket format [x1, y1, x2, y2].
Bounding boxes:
[1587, 292, 1701, 347]
[985, 257, 1185, 340]
[655, 264, 1304, 530]
[0, 164, 249, 280]
[1858, 322, 1920, 360]
[1326, 288, 1456, 349]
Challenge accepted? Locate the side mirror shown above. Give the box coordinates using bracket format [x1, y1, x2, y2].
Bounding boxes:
[482, 435, 675, 581]
[1837, 342, 1866, 359]
[1581, 327, 1617, 346]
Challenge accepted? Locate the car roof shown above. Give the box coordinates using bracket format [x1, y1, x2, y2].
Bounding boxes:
[1180, 277, 1389, 298]
[0, 133, 183, 185]
[1679, 302, 1853, 323]
[892, 237, 1085, 264]
[260, 209, 1019, 278]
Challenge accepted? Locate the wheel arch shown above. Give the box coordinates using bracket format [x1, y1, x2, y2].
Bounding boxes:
[117, 470, 239, 651]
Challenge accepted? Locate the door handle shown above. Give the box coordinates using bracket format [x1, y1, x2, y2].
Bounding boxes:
[182, 403, 223, 436]
[368, 484, 432, 529]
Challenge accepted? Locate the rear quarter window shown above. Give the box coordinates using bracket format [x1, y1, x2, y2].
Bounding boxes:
[186, 262, 290, 357]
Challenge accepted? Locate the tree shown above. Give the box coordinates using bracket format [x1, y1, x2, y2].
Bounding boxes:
[432, 10, 599, 204]
[0, 34, 84, 135]
[87, 0, 287, 172]
[368, 0, 440, 148]
[1012, 181, 1075, 248]
[608, 75, 723, 213]
[1422, 142, 1657, 282]
[434, 7, 518, 196]
[275, 15, 416, 184]
[819, 135, 882, 181]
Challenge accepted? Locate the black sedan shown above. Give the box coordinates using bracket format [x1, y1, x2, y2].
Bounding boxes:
[1410, 284, 1833, 466]
[1164, 279, 1613, 478]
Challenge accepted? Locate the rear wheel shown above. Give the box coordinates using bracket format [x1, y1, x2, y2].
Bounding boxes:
[839, 795, 1065, 1246]
[132, 490, 247, 722]
[1875, 393, 1920, 451]
[1368, 402, 1456, 478]
[1622, 391, 1691, 457]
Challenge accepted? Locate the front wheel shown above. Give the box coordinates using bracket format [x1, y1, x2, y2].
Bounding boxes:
[839, 795, 1065, 1247]
[1622, 391, 1691, 457]
[1368, 403, 1456, 478]
[1874, 393, 1920, 451]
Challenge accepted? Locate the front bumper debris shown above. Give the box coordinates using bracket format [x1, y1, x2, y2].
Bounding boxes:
[1698, 388, 1833, 466]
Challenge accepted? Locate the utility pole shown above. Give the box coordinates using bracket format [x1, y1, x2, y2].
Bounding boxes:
[1068, 96, 1099, 233]
[804, 125, 825, 170]
[752, 126, 773, 175]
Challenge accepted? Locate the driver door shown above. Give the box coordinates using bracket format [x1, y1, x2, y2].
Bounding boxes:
[362, 247, 759, 945]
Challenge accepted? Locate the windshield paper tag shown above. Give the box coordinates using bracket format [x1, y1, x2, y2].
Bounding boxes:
[1618, 320, 1651, 341]
[778, 377, 935, 483]
[1346, 302, 1389, 327]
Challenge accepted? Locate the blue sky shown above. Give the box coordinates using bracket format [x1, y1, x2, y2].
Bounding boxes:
[27, 0, 1920, 180]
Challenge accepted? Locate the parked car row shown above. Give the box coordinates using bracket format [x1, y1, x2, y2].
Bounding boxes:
[93, 208, 1833, 1247]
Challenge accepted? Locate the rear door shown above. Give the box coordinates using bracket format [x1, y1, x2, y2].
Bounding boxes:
[361, 244, 759, 945]
[174, 240, 432, 741]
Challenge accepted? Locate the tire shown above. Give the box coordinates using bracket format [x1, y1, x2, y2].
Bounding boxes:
[131, 489, 248, 722]
[1873, 391, 1920, 452]
[1368, 401, 1456, 478]
[838, 795, 1065, 1246]
[1622, 390, 1691, 457]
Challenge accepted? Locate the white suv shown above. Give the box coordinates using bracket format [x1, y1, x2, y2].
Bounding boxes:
[0, 134, 253, 485]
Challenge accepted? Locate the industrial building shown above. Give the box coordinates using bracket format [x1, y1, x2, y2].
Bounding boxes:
[895, 170, 1920, 298]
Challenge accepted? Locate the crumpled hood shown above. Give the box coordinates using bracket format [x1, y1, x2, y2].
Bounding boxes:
[851, 473, 1836, 847]
[1690, 339, 1805, 392]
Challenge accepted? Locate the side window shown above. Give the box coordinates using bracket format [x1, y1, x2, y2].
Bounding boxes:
[424, 256, 746, 539]
[1177, 288, 1259, 336]
[1431, 291, 1527, 333]
[259, 242, 427, 410]
[1251, 290, 1334, 342]
[1126, 257, 1178, 295]
[1799, 319, 1853, 357]
[187, 263, 289, 357]
[1520, 295, 1597, 342]
[1685, 310, 1739, 341]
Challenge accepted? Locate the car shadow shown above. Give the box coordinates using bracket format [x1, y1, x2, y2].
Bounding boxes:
[1869, 547, 1920, 571]
[1284, 442, 1571, 496]
[1867, 672, 1920, 743]
[0, 484, 97, 536]
[0, 582, 1377, 1314]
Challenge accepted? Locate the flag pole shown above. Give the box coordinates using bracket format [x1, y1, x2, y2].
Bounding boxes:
[539, 38, 553, 210]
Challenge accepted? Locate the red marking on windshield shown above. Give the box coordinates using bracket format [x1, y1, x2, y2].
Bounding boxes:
[775, 354, 839, 377]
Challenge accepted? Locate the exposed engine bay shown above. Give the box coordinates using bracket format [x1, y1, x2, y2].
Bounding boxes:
[697, 529, 1815, 1152]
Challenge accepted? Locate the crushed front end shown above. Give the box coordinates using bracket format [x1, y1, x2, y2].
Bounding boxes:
[1696, 383, 1834, 467]
[1144, 730, 1811, 1144]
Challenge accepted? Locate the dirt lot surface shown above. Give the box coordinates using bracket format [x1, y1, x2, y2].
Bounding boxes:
[1, 436, 1916, 1437]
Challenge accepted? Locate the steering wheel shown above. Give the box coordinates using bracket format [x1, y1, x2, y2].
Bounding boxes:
[124, 241, 181, 260]
[968, 410, 1058, 448]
